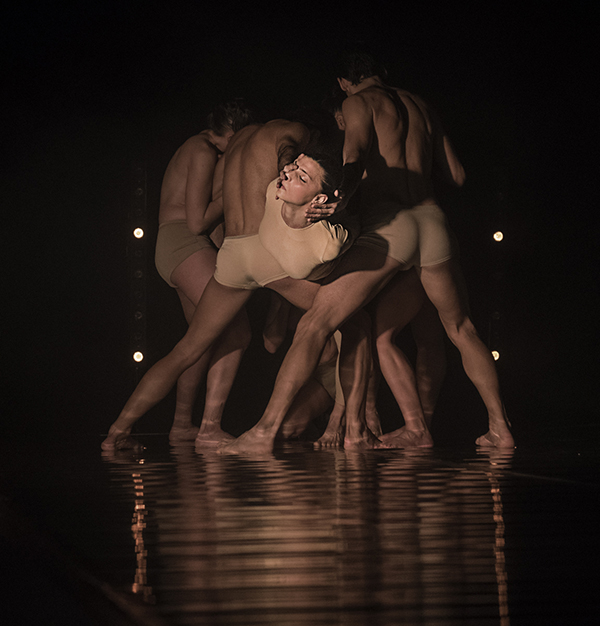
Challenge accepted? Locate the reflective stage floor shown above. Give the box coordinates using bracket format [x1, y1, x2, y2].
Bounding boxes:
[1, 436, 599, 625]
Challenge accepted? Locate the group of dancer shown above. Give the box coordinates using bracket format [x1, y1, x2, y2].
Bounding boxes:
[102, 53, 514, 454]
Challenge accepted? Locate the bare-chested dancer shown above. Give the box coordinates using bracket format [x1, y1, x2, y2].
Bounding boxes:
[326, 93, 448, 435]
[102, 120, 374, 452]
[220, 53, 514, 454]
[152, 101, 252, 447]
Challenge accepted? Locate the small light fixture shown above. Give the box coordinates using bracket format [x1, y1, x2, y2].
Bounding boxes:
[133, 351, 144, 362]
[493, 231, 504, 242]
[491, 350, 500, 361]
[133, 228, 144, 239]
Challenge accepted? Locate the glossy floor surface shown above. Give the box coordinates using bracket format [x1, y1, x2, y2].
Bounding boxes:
[1, 437, 599, 625]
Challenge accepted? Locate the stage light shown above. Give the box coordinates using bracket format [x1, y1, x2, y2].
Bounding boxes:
[133, 228, 145, 239]
[493, 231, 504, 242]
[133, 351, 144, 362]
[492, 350, 500, 361]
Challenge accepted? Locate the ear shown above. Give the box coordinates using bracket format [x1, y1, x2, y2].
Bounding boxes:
[312, 193, 328, 206]
[337, 77, 349, 93]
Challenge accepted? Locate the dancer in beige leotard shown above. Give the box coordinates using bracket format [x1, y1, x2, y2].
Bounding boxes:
[102, 122, 372, 452]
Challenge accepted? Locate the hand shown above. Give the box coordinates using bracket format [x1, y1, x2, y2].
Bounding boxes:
[276, 159, 300, 189]
[305, 190, 343, 223]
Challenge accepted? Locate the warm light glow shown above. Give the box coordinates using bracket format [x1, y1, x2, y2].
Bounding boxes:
[492, 351, 500, 361]
[493, 231, 504, 242]
[133, 351, 144, 362]
[133, 228, 144, 239]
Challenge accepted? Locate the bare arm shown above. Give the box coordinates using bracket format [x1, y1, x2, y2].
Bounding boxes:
[430, 108, 466, 188]
[339, 95, 374, 202]
[276, 123, 311, 172]
[184, 146, 221, 235]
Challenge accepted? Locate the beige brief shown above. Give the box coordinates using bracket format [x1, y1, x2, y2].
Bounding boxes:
[213, 235, 289, 290]
[354, 203, 458, 268]
[155, 220, 216, 288]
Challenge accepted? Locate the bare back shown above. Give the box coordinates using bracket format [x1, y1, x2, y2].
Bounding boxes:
[221, 120, 310, 236]
[343, 82, 464, 209]
[158, 131, 219, 224]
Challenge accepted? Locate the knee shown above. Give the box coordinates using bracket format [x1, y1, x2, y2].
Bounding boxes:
[294, 308, 334, 345]
[443, 316, 479, 347]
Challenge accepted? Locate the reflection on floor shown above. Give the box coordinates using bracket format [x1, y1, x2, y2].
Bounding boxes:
[1, 437, 599, 625]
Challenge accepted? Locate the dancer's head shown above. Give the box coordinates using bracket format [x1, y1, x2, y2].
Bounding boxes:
[277, 151, 342, 208]
[206, 99, 254, 151]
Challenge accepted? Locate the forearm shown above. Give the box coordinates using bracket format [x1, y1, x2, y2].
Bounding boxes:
[339, 161, 364, 206]
[186, 199, 223, 235]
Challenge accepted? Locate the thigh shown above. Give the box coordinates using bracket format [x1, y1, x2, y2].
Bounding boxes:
[268, 277, 320, 311]
[419, 258, 471, 329]
[171, 247, 218, 306]
[182, 277, 254, 354]
[308, 246, 401, 331]
[372, 267, 426, 337]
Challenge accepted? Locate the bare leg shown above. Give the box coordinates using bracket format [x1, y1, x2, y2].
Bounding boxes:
[337, 309, 385, 450]
[419, 259, 514, 447]
[411, 299, 446, 427]
[314, 403, 346, 449]
[263, 292, 292, 354]
[364, 365, 383, 437]
[167, 249, 251, 445]
[278, 379, 333, 440]
[169, 288, 211, 443]
[373, 269, 433, 447]
[195, 308, 251, 448]
[102, 278, 253, 450]
[219, 248, 401, 454]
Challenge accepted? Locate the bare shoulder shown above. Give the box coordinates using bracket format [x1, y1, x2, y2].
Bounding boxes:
[263, 119, 310, 144]
[342, 92, 373, 122]
[184, 132, 216, 156]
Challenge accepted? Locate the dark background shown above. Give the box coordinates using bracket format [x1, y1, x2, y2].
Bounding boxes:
[2, 1, 598, 446]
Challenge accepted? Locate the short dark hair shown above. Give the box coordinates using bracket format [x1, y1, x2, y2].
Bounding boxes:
[207, 99, 254, 135]
[321, 90, 346, 115]
[302, 150, 343, 202]
[335, 51, 387, 86]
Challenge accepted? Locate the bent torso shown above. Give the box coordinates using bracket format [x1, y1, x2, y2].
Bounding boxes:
[221, 121, 310, 237]
[158, 131, 218, 224]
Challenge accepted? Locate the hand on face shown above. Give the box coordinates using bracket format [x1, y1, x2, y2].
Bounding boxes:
[305, 189, 343, 223]
[276, 158, 301, 189]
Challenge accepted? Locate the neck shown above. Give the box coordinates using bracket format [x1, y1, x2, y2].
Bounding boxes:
[351, 75, 383, 94]
[281, 201, 310, 229]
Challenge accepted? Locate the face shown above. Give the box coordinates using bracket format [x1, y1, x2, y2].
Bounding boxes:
[277, 155, 326, 206]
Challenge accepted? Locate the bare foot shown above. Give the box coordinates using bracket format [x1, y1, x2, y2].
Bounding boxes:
[366, 408, 383, 438]
[169, 425, 199, 444]
[195, 427, 235, 450]
[314, 426, 344, 449]
[379, 426, 434, 448]
[217, 427, 275, 455]
[101, 425, 144, 451]
[476, 429, 515, 448]
[344, 427, 390, 451]
[314, 403, 345, 449]
[278, 413, 312, 440]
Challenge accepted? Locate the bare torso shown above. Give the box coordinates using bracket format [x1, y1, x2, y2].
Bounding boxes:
[221, 121, 310, 236]
[343, 81, 464, 210]
[158, 131, 219, 225]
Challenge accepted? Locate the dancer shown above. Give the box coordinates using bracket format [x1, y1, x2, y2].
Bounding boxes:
[326, 91, 447, 433]
[152, 101, 254, 447]
[220, 52, 514, 454]
[102, 120, 371, 451]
